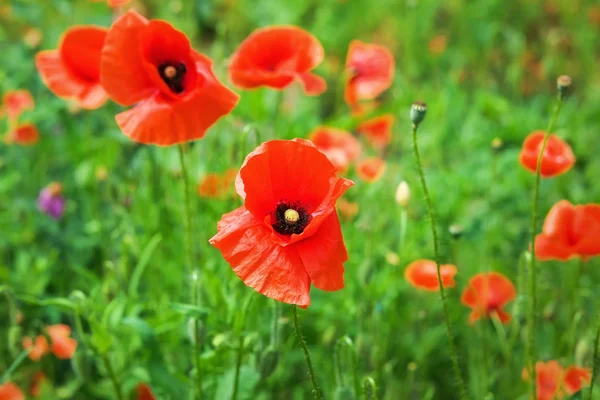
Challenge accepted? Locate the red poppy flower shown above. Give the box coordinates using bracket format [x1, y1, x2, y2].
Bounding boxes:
[345, 40, 394, 106]
[228, 26, 326, 95]
[4, 123, 39, 145]
[136, 383, 156, 400]
[404, 259, 457, 291]
[30, 372, 46, 398]
[197, 169, 237, 198]
[519, 131, 575, 178]
[35, 26, 109, 110]
[523, 361, 563, 400]
[0, 383, 24, 400]
[210, 139, 354, 308]
[356, 114, 394, 148]
[337, 198, 359, 221]
[47, 324, 77, 359]
[356, 157, 386, 182]
[2, 90, 34, 120]
[563, 365, 591, 395]
[22, 335, 49, 361]
[460, 272, 516, 324]
[308, 127, 361, 172]
[100, 10, 239, 146]
[90, 0, 132, 7]
[535, 200, 600, 261]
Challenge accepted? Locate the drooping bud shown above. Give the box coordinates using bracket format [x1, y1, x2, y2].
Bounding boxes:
[449, 224, 464, 240]
[395, 181, 410, 207]
[556, 75, 571, 100]
[410, 101, 427, 126]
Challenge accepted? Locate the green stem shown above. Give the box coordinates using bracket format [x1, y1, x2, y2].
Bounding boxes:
[411, 123, 467, 399]
[589, 315, 600, 400]
[178, 144, 203, 400]
[292, 305, 323, 400]
[271, 301, 281, 348]
[398, 208, 407, 259]
[269, 91, 284, 139]
[526, 96, 563, 400]
[101, 354, 124, 400]
[231, 335, 244, 400]
[0, 348, 30, 384]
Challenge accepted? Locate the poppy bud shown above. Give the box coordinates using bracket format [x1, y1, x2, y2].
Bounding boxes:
[259, 346, 279, 379]
[491, 137, 504, 153]
[395, 181, 410, 207]
[557, 75, 571, 100]
[410, 101, 427, 126]
[407, 362, 418, 372]
[363, 377, 377, 400]
[449, 224, 464, 240]
[385, 252, 399, 266]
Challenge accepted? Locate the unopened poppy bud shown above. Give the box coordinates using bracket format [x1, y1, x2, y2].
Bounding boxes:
[385, 252, 399, 266]
[363, 377, 377, 400]
[410, 101, 427, 126]
[557, 75, 571, 99]
[395, 181, 410, 207]
[449, 224, 464, 239]
[491, 137, 504, 153]
[259, 347, 279, 379]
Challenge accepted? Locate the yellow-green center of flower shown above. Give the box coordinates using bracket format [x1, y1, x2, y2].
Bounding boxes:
[284, 209, 300, 224]
[164, 65, 177, 79]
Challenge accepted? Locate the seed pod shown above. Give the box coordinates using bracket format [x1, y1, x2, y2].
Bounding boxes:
[410, 102, 427, 126]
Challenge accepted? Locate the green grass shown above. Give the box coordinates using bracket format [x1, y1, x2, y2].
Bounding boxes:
[1, 0, 600, 399]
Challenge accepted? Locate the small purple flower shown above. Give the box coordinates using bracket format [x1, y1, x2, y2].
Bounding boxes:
[38, 182, 66, 219]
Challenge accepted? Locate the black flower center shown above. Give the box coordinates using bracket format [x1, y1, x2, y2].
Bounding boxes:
[158, 62, 187, 94]
[272, 201, 311, 235]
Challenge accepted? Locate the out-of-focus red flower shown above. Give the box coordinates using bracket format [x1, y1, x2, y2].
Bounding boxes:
[535, 200, 600, 261]
[136, 383, 156, 400]
[36, 26, 109, 110]
[22, 336, 49, 361]
[30, 372, 46, 398]
[563, 365, 591, 395]
[197, 169, 237, 198]
[228, 26, 326, 95]
[0, 383, 24, 400]
[356, 114, 393, 149]
[337, 198, 359, 221]
[100, 10, 239, 146]
[90, 0, 132, 7]
[460, 272, 516, 324]
[210, 139, 354, 308]
[344, 40, 394, 106]
[428, 34, 448, 55]
[2, 90, 34, 120]
[309, 127, 361, 172]
[519, 131, 575, 178]
[404, 259, 457, 291]
[4, 123, 39, 145]
[47, 324, 77, 359]
[356, 157, 386, 182]
[349, 101, 380, 118]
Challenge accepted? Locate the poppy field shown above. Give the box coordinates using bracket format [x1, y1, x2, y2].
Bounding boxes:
[1, 0, 600, 399]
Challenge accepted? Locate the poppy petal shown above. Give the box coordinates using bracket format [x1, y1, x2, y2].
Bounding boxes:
[0, 383, 25, 400]
[535, 233, 574, 261]
[137, 383, 157, 400]
[294, 212, 346, 291]
[404, 259, 457, 291]
[100, 10, 156, 105]
[209, 207, 311, 307]
[115, 59, 239, 146]
[2, 90, 34, 119]
[296, 72, 327, 96]
[345, 40, 395, 105]
[60, 26, 107, 83]
[563, 366, 591, 395]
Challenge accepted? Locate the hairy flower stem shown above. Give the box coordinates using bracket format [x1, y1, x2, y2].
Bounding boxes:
[178, 144, 203, 400]
[292, 305, 323, 400]
[526, 96, 563, 400]
[411, 123, 467, 399]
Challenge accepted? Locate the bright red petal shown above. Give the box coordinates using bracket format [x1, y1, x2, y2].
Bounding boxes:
[294, 212, 346, 291]
[115, 55, 239, 146]
[100, 10, 155, 105]
[535, 233, 575, 261]
[519, 131, 575, 178]
[356, 114, 394, 148]
[2, 90, 34, 119]
[136, 383, 157, 400]
[296, 72, 327, 96]
[356, 157, 386, 182]
[0, 383, 25, 400]
[5, 123, 39, 146]
[344, 40, 394, 105]
[405, 259, 457, 291]
[563, 366, 591, 395]
[60, 26, 107, 83]
[209, 207, 311, 307]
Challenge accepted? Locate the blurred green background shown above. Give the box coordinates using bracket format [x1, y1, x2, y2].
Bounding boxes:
[1, 0, 600, 399]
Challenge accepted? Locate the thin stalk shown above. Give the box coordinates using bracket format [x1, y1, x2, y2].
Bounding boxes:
[101, 354, 124, 400]
[271, 301, 281, 348]
[231, 335, 244, 400]
[398, 208, 408, 258]
[589, 315, 600, 400]
[269, 90, 284, 139]
[0, 348, 30, 384]
[178, 144, 203, 400]
[411, 123, 467, 399]
[292, 305, 323, 400]
[526, 96, 563, 400]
